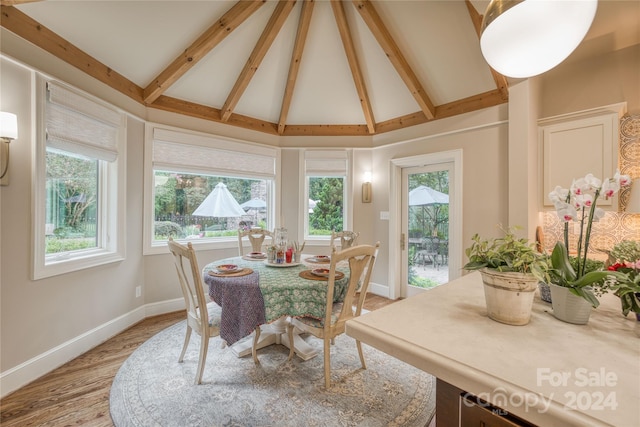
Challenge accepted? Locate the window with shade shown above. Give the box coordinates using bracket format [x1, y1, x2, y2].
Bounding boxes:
[33, 79, 126, 279]
[302, 150, 351, 241]
[144, 126, 279, 254]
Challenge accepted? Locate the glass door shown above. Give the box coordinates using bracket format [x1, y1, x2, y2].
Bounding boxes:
[401, 163, 453, 298]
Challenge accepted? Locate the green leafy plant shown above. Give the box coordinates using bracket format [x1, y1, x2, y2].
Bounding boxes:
[605, 240, 640, 316]
[548, 171, 631, 307]
[463, 225, 548, 282]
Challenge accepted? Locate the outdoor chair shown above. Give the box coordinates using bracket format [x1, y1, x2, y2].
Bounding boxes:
[287, 242, 379, 388]
[167, 238, 222, 385]
[415, 236, 440, 269]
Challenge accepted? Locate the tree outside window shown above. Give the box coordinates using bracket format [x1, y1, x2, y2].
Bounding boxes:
[45, 149, 99, 254]
[153, 170, 270, 241]
[308, 176, 344, 236]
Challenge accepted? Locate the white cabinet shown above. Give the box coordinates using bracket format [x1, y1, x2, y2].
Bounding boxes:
[539, 105, 624, 208]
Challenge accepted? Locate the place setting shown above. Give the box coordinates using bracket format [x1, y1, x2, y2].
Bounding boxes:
[208, 264, 253, 277]
[299, 267, 344, 281]
[242, 251, 267, 261]
[305, 255, 331, 264]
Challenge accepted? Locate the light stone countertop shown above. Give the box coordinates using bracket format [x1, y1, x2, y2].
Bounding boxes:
[346, 272, 640, 427]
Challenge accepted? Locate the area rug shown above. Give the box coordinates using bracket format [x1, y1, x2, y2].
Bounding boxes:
[110, 320, 436, 427]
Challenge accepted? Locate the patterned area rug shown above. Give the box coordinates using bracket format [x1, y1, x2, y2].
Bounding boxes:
[110, 321, 436, 427]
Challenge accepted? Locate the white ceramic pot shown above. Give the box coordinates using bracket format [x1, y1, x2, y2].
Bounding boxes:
[479, 269, 539, 326]
[548, 283, 592, 325]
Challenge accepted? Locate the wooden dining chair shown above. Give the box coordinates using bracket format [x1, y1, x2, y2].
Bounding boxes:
[287, 242, 380, 389]
[329, 230, 360, 250]
[237, 228, 274, 256]
[167, 237, 222, 385]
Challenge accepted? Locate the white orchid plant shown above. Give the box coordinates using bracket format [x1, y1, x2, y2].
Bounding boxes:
[548, 171, 631, 307]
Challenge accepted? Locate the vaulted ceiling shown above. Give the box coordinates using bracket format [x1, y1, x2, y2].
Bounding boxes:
[1, 1, 638, 137]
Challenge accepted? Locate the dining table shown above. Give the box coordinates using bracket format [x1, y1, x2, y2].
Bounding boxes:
[202, 254, 349, 361]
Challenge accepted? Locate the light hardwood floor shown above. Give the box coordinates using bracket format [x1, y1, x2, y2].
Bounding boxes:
[1, 294, 399, 427]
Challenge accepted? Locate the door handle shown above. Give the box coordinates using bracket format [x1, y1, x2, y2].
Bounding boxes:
[401, 233, 405, 250]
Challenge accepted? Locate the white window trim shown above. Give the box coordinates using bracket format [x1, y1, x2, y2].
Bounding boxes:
[143, 123, 281, 255]
[32, 76, 127, 280]
[299, 150, 352, 246]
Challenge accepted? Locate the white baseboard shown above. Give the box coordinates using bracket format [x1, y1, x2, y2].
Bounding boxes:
[368, 281, 391, 299]
[0, 299, 185, 399]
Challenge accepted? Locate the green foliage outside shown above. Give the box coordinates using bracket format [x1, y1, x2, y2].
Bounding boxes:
[153, 172, 260, 240]
[45, 237, 96, 253]
[45, 150, 99, 254]
[308, 177, 344, 234]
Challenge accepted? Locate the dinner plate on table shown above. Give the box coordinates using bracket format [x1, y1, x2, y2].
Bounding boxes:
[263, 261, 301, 268]
[245, 252, 266, 259]
[311, 268, 330, 278]
[215, 264, 240, 274]
[306, 255, 331, 263]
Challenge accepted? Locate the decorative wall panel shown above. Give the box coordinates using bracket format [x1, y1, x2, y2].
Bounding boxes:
[542, 113, 640, 257]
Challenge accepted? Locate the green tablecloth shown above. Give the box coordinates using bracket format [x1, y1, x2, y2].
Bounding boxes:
[203, 256, 349, 324]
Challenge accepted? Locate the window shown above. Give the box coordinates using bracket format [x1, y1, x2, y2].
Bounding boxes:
[33, 78, 126, 279]
[302, 150, 351, 242]
[145, 125, 279, 254]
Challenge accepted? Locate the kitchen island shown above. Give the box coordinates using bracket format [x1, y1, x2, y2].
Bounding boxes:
[346, 272, 639, 427]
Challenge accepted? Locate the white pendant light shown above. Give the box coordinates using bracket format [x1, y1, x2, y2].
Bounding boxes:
[480, 0, 598, 78]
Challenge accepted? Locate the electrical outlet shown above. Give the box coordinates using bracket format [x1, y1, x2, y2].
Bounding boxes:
[135, 286, 142, 298]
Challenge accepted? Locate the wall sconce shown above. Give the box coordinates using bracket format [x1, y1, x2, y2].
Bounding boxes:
[362, 171, 372, 203]
[0, 112, 18, 186]
[480, 0, 597, 78]
[627, 179, 640, 213]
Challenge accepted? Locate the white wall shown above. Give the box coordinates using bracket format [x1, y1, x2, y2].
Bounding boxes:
[0, 58, 148, 395]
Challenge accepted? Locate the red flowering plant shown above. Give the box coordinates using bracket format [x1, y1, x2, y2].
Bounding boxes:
[548, 171, 631, 307]
[605, 240, 640, 316]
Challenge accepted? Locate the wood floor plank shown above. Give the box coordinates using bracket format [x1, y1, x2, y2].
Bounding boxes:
[1, 296, 397, 426]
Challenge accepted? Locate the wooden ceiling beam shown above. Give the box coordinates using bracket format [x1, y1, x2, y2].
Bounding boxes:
[278, 0, 315, 135]
[376, 89, 508, 134]
[0, 0, 41, 6]
[464, 0, 509, 101]
[0, 5, 144, 102]
[151, 95, 279, 135]
[221, 0, 297, 122]
[331, 0, 375, 134]
[143, 0, 265, 105]
[352, 0, 436, 120]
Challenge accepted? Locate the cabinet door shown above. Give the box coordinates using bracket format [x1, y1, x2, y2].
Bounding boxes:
[540, 110, 620, 208]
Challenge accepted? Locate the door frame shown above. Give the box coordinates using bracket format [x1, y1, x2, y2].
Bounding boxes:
[389, 150, 463, 300]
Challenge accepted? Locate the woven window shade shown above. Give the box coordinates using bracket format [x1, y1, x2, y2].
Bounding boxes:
[152, 130, 276, 178]
[305, 151, 348, 176]
[46, 82, 123, 162]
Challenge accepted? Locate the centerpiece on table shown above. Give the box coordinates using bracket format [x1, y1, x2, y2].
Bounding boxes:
[547, 171, 631, 324]
[604, 240, 640, 319]
[464, 226, 549, 326]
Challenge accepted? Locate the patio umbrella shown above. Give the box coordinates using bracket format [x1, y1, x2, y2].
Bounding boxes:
[408, 185, 449, 206]
[192, 182, 245, 217]
[241, 197, 267, 225]
[408, 186, 449, 238]
[240, 198, 267, 210]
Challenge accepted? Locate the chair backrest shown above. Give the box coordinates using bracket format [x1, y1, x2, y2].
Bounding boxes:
[167, 238, 215, 336]
[330, 230, 360, 250]
[324, 242, 380, 330]
[237, 228, 274, 256]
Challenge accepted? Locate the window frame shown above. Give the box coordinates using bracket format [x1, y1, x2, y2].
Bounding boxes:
[299, 150, 352, 246]
[143, 123, 280, 255]
[32, 76, 127, 280]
